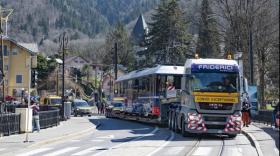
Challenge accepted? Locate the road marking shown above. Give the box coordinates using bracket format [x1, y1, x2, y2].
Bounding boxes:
[165, 147, 185, 155]
[192, 147, 212, 156]
[70, 139, 81, 142]
[91, 139, 104, 142]
[275, 148, 279, 155]
[96, 135, 115, 139]
[72, 147, 103, 156]
[16, 148, 52, 156]
[43, 147, 80, 156]
[0, 148, 6, 152]
[146, 132, 175, 156]
[91, 127, 159, 156]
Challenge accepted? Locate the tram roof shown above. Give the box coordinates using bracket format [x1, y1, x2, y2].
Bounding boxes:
[116, 65, 184, 82]
[185, 59, 238, 68]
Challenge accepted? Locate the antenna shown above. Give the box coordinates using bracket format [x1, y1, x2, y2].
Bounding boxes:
[0, 6, 13, 36]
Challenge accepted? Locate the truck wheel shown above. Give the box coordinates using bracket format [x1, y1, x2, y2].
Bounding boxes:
[181, 117, 190, 137]
[168, 112, 172, 130]
[228, 134, 237, 139]
[174, 115, 180, 133]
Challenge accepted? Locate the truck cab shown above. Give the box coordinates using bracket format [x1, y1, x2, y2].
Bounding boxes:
[170, 58, 242, 138]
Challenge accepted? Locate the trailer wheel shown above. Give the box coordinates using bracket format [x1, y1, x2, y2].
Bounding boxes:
[168, 111, 172, 130]
[181, 117, 190, 137]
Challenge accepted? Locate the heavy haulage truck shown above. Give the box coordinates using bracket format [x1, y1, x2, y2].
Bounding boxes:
[106, 57, 245, 138]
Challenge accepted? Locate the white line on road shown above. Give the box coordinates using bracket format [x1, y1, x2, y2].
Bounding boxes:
[91, 139, 104, 142]
[146, 131, 175, 156]
[91, 127, 159, 156]
[43, 147, 80, 156]
[16, 148, 52, 156]
[0, 148, 6, 152]
[72, 147, 103, 156]
[275, 148, 279, 155]
[192, 147, 212, 156]
[96, 135, 115, 139]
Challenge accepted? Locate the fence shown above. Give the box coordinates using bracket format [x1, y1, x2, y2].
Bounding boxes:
[39, 109, 60, 129]
[252, 110, 275, 126]
[0, 113, 20, 136]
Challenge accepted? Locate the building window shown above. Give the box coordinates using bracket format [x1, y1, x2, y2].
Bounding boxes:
[0, 45, 8, 56]
[16, 75, 23, 83]
[12, 48, 18, 55]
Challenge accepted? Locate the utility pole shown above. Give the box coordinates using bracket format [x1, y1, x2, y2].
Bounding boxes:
[249, 30, 254, 85]
[59, 32, 68, 120]
[0, 6, 4, 102]
[114, 43, 118, 80]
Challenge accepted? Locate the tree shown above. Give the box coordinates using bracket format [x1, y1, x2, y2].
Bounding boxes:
[36, 54, 48, 80]
[214, 0, 279, 106]
[145, 0, 192, 66]
[103, 23, 135, 71]
[196, 0, 220, 58]
[82, 64, 91, 82]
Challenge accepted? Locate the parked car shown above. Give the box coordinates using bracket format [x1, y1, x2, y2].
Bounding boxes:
[112, 101, 125, 113]
[72, 99, 95, 117]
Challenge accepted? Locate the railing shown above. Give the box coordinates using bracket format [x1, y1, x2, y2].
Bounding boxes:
[252, 110, 275, 126]
[0, 113, 20, 136]
[39, 109, 60, 129]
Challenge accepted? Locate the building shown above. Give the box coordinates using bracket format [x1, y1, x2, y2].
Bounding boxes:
[130, 14, 149, 67]
[65, 56, 90, 71]
[0, 37, 38, 98]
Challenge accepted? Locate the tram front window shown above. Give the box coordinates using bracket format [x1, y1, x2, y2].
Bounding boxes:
[192, 73, 238, 92]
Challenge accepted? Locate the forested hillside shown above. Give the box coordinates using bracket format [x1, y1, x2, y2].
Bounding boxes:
[1, 0, 159, 42]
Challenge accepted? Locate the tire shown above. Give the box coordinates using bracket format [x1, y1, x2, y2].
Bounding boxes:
[228, 134, 237, 139]
[174, 115, 180, 133]
[168, 111, 172, 130]
[181, 117, 190, 137]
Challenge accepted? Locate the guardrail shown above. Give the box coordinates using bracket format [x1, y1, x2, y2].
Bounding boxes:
[252, 110, 274, 126]
[0, 113, 20, 136]
[39, 109, 60, 129]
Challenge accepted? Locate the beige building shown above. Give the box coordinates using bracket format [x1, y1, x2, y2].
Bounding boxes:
[0, 37, 38, 98]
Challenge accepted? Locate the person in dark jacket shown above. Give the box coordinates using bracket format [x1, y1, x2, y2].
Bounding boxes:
[272, 101, 279, 128]
[242, 98, 251, 127]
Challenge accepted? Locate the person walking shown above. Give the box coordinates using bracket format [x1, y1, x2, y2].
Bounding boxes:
[272, 101, 279, 128]
[31, 99, 40, 132]
[242, 98, 251, 127]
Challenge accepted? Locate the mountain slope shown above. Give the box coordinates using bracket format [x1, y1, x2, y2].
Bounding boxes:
[1, 0, 159, 42]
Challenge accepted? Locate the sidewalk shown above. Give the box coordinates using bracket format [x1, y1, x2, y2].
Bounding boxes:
[0, 116, 99, 156]
[242, 122, 279, 156]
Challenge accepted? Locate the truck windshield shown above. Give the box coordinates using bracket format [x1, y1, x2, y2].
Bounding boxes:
[192, 73, 238, 92]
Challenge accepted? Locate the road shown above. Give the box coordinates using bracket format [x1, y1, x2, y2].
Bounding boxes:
[14, 116, 258, 156]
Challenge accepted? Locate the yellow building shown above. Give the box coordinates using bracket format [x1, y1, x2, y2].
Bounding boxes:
[1, 37, 38, 98]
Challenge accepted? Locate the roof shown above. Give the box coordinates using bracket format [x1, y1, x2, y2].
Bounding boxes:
[131, 14, 148, 45]
[3, 37, 39, 55]
[185, 59, 238, 68]
[18, 43, 39, 53]
[116, 65, 184, 82]
[65, 56, 90, 64]
[73, 99, 87, 103]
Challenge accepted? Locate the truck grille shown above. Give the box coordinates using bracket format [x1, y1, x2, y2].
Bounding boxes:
[199, 103, 233, 110]
[205, 125, 225, 129]
[204, 116, 227, 122]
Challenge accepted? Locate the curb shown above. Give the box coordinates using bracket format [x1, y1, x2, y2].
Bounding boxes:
[28, 120, 101, 148]
[242, 130, 264, 156]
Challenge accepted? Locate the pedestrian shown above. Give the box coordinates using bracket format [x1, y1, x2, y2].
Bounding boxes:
[272, 101, 279, 128]
[242, 98, 251, 127]
[101, 101, 105, 114]
[31, 100, 40, 132]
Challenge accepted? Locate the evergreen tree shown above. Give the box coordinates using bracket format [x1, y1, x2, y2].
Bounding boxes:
[145, 0, 192, 66]
[104, 23, 135, 71]
[196, 0, 220, 58]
